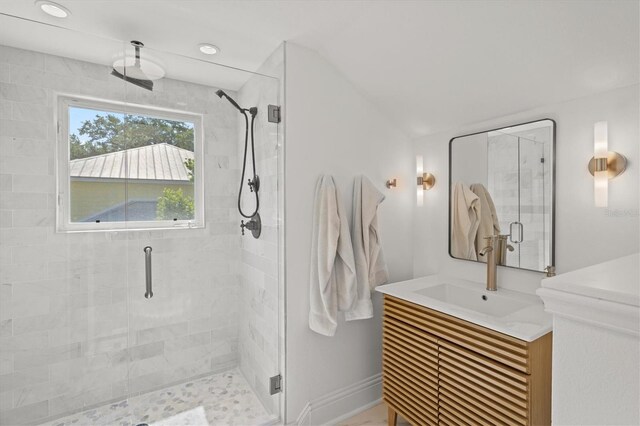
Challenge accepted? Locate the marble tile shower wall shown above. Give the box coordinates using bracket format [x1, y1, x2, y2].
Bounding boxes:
[0, 45, 242, 425]
[517, 138, 550, 271]
[236, 46, 282, 415]
[488, 135, 549, 270]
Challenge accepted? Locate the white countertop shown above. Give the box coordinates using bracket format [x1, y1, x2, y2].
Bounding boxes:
[541, 253, 639, 307]
[537, 253, 640, 335]
[376, 274, 552, 342]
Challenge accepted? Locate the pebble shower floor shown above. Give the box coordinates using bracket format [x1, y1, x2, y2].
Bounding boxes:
[38, 369, 275, 426]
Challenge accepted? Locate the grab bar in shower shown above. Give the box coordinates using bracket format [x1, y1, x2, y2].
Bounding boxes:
[144, 246, 153, 299]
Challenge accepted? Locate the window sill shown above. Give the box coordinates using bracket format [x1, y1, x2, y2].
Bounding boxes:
[56, 221, 205, 233]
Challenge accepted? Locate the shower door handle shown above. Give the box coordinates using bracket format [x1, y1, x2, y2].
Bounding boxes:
[509, 222, 524, 244]
[144, 246, 153, 299]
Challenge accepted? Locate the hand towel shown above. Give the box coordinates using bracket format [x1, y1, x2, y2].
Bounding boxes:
[470, 183, 501, 261]
[309, 175, 357, 336]
[451, 182, 480, 260]
[346, 175, 388, 321]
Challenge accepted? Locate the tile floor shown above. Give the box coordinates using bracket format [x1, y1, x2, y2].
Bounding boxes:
[38, 368, 275, 426]
[338, 403, 410, 426]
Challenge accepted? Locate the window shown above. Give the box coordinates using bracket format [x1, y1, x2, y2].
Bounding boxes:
[57, 96, 204, 232]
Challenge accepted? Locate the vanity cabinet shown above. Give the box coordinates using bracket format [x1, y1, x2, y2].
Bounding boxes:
[382, 295, 551, 426]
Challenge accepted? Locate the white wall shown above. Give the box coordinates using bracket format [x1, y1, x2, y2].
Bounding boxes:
[413, 84, 640, 294]
[450, 132, 488, 187]
[284, 43, 414, 423]
[552, 317, 639, 425]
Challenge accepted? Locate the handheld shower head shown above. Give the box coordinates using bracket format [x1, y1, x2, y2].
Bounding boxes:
[216, 90, 260, 225]
[215, 90, 244, 113]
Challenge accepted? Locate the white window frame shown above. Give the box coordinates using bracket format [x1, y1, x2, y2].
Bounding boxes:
[56, 94, 205, 232]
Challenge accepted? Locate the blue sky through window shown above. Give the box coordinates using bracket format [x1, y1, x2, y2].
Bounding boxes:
[69, 106, 195, 144]
[69, 107, 123, 143]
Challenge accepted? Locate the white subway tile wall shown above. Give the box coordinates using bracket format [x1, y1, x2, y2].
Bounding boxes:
[236, 46, 283, 415]
[0, 44, 281, 424]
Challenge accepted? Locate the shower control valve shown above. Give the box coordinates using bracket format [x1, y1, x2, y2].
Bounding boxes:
[247, 175, 260, 193]
[240, 213, 262, 239]
[240, 219, 257, 235]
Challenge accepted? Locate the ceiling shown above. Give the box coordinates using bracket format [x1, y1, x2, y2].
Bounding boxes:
[0, 0, 638, 137]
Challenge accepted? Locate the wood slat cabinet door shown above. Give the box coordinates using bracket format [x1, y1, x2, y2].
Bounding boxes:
[382, 295, 552, 426]
[438, 339, 530, 426]
[383, 315, 439, 425]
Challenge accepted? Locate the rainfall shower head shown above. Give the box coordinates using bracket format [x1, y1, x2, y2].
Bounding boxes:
[111, 41, 157, 91]
[215, 90, 244, 112]
[111, 69, 153, 91]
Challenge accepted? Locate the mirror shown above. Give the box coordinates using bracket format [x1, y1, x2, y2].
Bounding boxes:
[449, 119, 555, 272]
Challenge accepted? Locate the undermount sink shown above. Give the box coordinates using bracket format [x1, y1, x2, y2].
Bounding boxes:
[414, 283, 531, 317]
[376, 274, 552, 341]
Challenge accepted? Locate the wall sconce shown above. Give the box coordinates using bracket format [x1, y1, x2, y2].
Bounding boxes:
[386, 178, 397, 189]
[588, 121, 626, 207]
[416, 156, 436, 206]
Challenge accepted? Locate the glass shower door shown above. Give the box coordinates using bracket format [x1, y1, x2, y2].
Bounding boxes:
[488, 132, 550, 270]
[121, 57, 242, 423]
[235, 58, 283, 419]
[120, 47, 283, 424]
[487, 133, 520, 265]
[517, 137, 547, 271]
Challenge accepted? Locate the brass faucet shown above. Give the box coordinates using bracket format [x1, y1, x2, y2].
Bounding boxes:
[495, 235, 515, 266]
[479, 235, 498, 291]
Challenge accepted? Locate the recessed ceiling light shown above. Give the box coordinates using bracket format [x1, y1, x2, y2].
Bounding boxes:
[198, 43, 219, 55]
[35, 1, 71, 18]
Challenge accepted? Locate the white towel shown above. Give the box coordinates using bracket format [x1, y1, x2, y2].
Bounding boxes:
[451, 182, 480, 261]
[346, 175, 388, 321]
[309, 175, 357, 336]
[470, 183, 501, 261]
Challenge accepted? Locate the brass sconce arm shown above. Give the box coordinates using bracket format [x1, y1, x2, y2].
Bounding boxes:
[417, 173, 436, 190]
[588, 152, 627, 179]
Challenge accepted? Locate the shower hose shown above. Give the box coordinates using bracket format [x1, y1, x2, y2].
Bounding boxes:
[238, 110, 259, 219]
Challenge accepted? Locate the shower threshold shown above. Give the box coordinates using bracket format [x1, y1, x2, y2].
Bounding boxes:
[38, 368, 277, 426]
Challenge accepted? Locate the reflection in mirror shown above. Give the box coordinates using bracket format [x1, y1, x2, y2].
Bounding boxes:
[449, 119, 555, 272]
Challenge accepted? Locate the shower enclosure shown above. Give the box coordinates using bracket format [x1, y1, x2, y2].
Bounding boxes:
[487, 126, 552, 271]
[0, 13, 283, 426]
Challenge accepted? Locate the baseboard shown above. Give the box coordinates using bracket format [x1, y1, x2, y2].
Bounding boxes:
[293, 373, 382, 425]
[295, 403, 312, 426]
[325, 398, 383, 424]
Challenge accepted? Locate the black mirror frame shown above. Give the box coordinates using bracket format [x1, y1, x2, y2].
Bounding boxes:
[447, 118, 557, 273]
